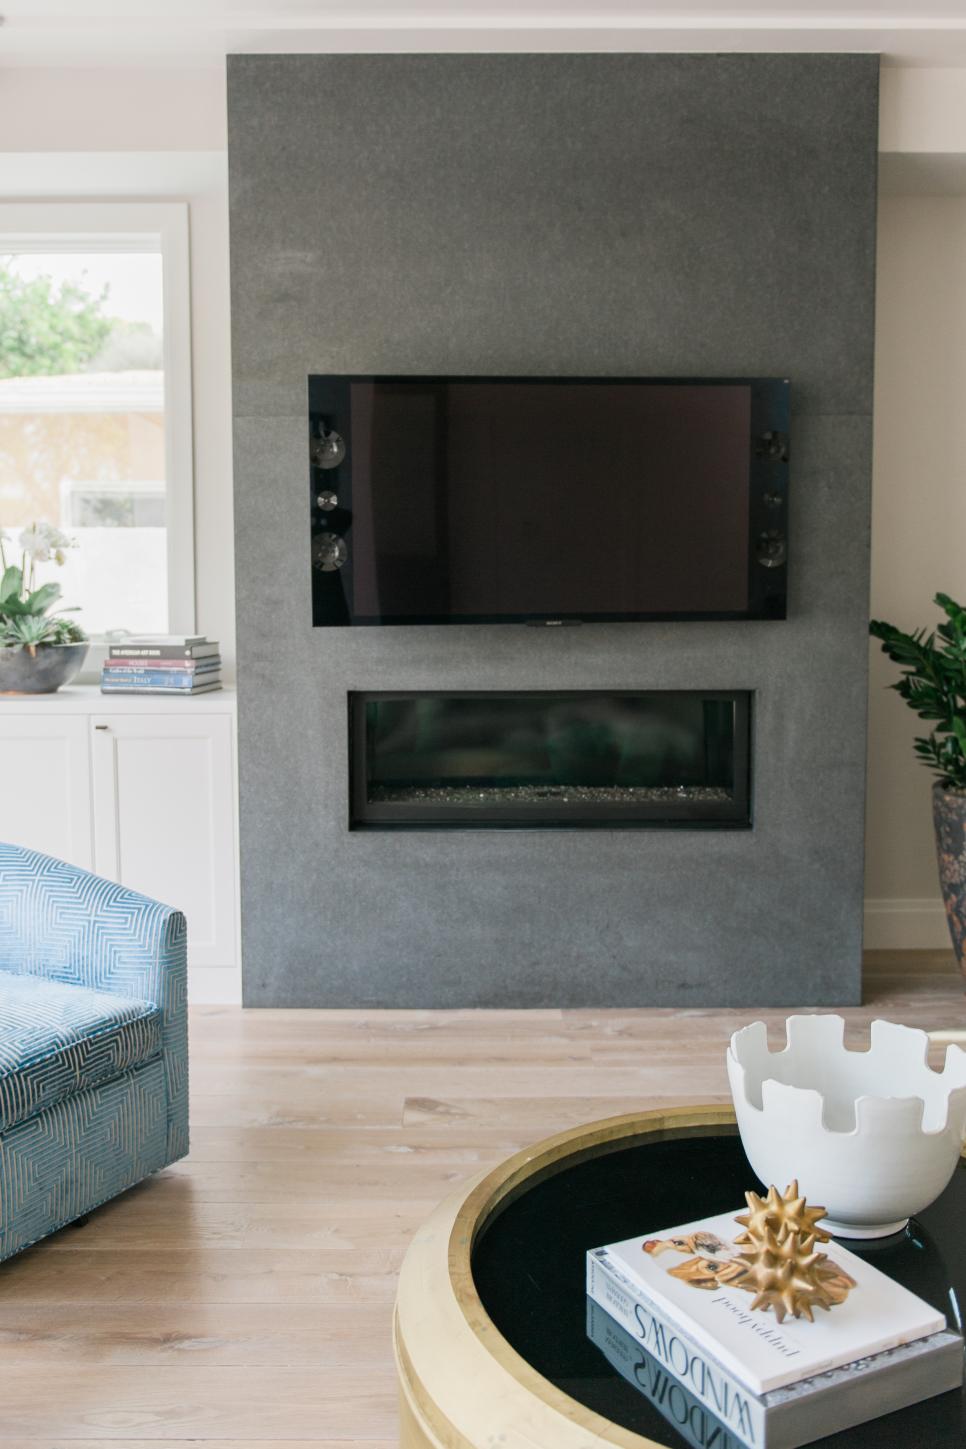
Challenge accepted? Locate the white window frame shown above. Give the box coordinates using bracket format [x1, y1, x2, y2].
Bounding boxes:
[0, 200, 195, 642]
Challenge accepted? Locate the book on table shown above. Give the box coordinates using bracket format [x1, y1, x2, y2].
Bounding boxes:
[101, 638, 222, 693]
[585, 1296, 962, 1449]
[100, 679, 222, 695]
[107, 635, 220, 660]
[106, 656, 221, 670]
[102, 666, 220, 687]
[110, 634, 206, 646]
[586, 1208, 963, 1449]
[101, 685, 222, 695]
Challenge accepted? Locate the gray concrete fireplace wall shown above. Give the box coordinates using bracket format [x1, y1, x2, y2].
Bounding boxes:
[227, 54, 879, 1007]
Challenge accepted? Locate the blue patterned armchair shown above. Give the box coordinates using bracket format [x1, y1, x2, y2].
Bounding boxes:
[0, 843, 188, 1260]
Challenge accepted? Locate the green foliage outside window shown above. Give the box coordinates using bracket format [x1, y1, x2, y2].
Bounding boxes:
[0, 267, 112, 379]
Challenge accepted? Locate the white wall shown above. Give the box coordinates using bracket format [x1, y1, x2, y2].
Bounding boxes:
[4, 62, 966, 945]
[0, 68, 235, 676]
[865, 194, 966, 946]
[880, 68, 966, 155]
[866, 68, 966, 946]
[0, 68, 226, 152]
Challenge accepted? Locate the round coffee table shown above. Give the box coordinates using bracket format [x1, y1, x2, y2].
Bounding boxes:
[394, 1105, 966, 1448]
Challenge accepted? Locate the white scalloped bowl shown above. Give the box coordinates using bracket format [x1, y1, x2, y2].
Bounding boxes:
[728, 1015, 966, 1238]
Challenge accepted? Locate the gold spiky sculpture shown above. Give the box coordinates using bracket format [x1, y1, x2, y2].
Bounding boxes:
[730, 1181, 844, 1324]
[734, 1181, 831, 1248]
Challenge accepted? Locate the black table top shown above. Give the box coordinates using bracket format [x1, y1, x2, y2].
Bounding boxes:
[471, 1124, 966, 1448]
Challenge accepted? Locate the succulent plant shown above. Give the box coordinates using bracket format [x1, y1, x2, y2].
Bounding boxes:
[0, 522, 86, 653]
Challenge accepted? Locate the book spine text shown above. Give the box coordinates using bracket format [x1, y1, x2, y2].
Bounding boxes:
[586, 1298, 752, 1449]
[101, 670, 215, 687]
[587, 1252, 765, 1444]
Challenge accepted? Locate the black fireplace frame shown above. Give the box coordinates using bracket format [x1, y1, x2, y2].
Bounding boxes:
[348, 690, 752, 831]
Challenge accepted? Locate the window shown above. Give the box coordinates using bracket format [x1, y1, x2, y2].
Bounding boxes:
[0, 203, 194, 639]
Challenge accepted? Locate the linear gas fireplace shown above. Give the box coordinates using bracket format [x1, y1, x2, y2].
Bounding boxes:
[349, 691, 751, 830]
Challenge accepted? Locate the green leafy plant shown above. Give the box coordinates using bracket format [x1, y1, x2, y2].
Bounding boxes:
[0, 523, 87, 653]
[0, 265, 111, 378]
[870, 593, 966, 790]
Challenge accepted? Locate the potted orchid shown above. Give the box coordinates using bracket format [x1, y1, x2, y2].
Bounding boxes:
[0, 522, 88, 694]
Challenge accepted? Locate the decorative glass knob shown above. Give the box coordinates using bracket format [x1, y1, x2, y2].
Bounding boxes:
[312, 533, 348, 572]
[755, 531, 787, 569]
[316, 490, 338, 511]
[312, 426, 346, 470]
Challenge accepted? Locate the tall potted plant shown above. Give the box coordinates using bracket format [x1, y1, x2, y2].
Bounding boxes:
[0, 523, 88, 694]
[871, 593, 966, 979]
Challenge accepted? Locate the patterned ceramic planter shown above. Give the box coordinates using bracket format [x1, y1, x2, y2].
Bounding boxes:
[0, 642, 88, 694]
[933, 782, 966, 978]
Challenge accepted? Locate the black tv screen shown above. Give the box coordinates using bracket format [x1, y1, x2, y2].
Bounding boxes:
[309, 376, 789, 626]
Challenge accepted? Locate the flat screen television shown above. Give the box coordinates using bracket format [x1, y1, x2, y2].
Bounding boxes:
[309, 376, 789, 626]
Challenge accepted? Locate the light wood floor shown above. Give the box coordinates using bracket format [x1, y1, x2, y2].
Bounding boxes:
[0, 951, 963, 1447]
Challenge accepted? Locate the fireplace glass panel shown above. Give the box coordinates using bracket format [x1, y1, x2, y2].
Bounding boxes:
[350, 691, 751, 829]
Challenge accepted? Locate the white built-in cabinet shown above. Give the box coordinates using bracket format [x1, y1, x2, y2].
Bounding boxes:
[0, 713, 94, 869]
[0, 687, 240, 1003]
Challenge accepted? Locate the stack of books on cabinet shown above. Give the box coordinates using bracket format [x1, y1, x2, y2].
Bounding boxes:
[586, 1206, 963, 1449]
[100, 636, 222, 695]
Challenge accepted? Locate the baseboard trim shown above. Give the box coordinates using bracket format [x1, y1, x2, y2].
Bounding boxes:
[864, 897, 951, 950]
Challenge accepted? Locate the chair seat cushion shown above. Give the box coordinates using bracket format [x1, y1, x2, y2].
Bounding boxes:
[0, 971, 162, 1133]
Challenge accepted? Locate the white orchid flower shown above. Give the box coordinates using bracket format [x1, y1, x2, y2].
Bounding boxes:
[19, 522, 76, 564]
[19, 525, 51, 562]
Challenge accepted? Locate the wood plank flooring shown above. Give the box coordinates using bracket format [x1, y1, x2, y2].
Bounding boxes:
[0, 951, 963, 1445]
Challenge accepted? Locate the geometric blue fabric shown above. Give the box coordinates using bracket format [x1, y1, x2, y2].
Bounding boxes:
[0, 843, 188, 1260]
[0, 1058, 168, 1260]
[0, 970, 161, 1131]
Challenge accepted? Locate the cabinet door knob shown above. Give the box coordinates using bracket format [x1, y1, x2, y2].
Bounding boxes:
[94, 724, 109, 731]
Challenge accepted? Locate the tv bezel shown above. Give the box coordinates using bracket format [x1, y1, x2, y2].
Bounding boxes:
[309, 375, 789, 627]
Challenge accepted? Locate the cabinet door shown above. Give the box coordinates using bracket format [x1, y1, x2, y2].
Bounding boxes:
[0, 714, 93, 867]
[91, 713, 237, 969]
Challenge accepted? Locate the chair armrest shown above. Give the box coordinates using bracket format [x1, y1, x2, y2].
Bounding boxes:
[0, 843, 188, 1159]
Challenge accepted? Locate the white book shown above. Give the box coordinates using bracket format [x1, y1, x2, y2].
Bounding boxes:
[587, 1249, 962, 1449]
[592, 1208, 947, 1396]
[112, 634, 208, 646]
[587, 1250, 770, 1443]
[587, 1293, 756, 1449]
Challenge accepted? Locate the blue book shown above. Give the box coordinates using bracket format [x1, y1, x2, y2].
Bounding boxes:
[99, 681, 222, 695]
[100, 669, 218, 688]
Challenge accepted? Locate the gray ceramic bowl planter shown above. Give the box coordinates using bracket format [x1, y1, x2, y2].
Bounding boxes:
[934, 783, 966, 979]
[0, 642, 89, 695]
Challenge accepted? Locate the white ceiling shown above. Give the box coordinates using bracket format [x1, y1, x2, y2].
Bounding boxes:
[3, 1, 966, 67]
